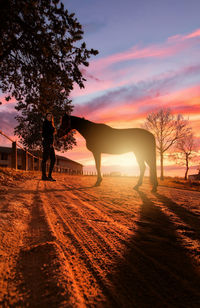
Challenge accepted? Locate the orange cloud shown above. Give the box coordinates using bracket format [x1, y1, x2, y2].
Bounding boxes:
[77, 84, 200, 127]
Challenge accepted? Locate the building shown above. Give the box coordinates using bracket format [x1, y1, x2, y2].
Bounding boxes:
[188, 172, 200, 181]
[0, 146, 83, 174]
[55, 154, 83, 174]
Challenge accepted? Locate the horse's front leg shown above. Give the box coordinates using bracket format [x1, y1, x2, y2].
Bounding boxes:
[93, 152, 102, 186]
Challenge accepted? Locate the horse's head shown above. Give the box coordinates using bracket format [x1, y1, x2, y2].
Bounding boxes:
[57, 114, 71, 138]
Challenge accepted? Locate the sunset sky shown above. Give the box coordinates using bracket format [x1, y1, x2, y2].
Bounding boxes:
[1, 0, 200, 177]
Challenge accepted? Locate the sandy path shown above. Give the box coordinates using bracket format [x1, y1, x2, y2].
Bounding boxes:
[0, 175, 200, 307]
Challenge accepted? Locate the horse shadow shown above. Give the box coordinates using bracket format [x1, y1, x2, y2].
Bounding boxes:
[154, 192, 200, 239]
[110, 191, 200, 307]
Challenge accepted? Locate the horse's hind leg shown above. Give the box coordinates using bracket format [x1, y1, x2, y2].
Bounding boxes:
[93, 152, 102, 186]
[146, 155, 158, 192]
[134, 155, 146, 190]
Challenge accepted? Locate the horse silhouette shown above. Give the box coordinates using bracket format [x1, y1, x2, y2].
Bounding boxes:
[57, 115, 158, 192]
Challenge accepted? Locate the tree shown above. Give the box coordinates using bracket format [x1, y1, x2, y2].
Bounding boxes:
[0, 0, 98, 109]
[169, 132, 197, 180]
[144, 108, 190, 180]
[0, 0, 98, 150]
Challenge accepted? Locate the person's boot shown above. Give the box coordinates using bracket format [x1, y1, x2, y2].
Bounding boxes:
[42, 162, 48, 180]
[48, 161, 56, 181]
[48, 174, 56, 181]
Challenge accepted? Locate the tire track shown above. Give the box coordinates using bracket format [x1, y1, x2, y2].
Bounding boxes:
[15, 180, 80, 307]
[63, 182, 141, 218]
[41, 182, 120, 307]
[60, 184, 140, 234]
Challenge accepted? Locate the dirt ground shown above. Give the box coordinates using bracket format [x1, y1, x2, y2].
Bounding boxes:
[0, 173, 200, 307]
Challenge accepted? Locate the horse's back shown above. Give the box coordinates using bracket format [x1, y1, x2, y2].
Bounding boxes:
[98, 125, 155, 144]
[94, 123, 153, 137]
[86, 124, 155, 155]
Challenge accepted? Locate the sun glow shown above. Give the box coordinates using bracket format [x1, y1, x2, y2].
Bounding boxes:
[81, 152, 148, 176]
[101, 152, 138, 167]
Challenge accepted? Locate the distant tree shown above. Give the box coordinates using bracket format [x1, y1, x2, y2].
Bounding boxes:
[169, 132, 197, 180]
[0, 0, 98, 150]
[144, 108, 190, 180]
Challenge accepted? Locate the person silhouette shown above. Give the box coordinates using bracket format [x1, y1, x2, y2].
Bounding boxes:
[41, 113, 56, 181]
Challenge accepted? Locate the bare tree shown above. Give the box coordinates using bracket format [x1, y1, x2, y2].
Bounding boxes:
[169, 133, 197, 180]
[144, 108, 190, 180]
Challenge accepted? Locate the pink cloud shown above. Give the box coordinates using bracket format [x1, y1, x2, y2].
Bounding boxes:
[90, 43, 181, 71]
[0, 97, 15, 105]
[170, 28, 200, 41]
[76, 83, 200, 125]
[185, 28, 200, 39]
[74, 62, 200, 123]
[71, 28, 200, 100]
[89, 28, 200, 71]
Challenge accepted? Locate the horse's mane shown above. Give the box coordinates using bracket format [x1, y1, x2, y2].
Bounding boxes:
[72, 115, 106, 127]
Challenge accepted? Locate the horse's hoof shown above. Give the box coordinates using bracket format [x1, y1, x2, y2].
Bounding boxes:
[94, 181, 101, 187]
[151, 187, 157, 193]
[94, 178, 102, 187]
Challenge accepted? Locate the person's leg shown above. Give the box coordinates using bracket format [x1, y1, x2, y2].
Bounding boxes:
[41, 145, 49, 180]
[48, 146, 56, 180]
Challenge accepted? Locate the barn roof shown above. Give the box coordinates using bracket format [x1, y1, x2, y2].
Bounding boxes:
[56, 154, 83, 167]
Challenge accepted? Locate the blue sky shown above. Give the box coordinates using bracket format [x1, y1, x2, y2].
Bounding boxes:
[66, 0, 200, 55]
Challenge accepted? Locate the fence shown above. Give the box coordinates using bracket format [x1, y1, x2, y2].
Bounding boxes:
[0, 129, 82, 174]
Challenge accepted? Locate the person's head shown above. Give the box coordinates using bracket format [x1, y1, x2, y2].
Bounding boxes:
[45, 113, 55, 127]
[46, 113, 52, 121]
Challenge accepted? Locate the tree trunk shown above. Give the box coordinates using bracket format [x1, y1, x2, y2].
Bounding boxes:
[184, 168, 189, 180]
[160, 152, 164, 180]
[184, 153, 189, 180]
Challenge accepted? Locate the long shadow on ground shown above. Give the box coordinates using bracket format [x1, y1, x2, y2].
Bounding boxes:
[155, 192, 200, 240]
[15, 183, 70, 307]
[110, 191, 200, 308]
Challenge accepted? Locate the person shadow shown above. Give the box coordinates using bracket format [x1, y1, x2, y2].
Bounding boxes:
[109, 190, 200, 308]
